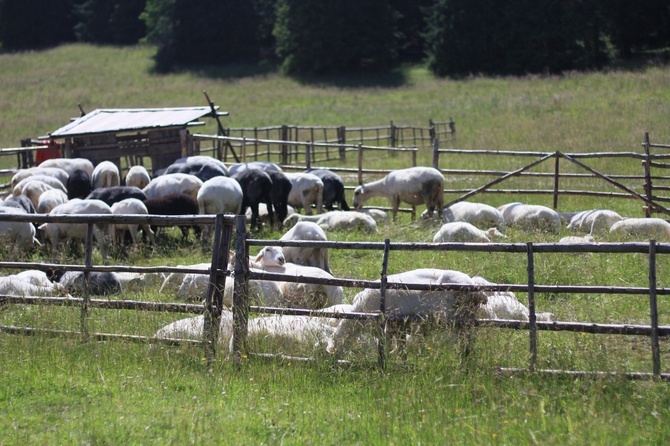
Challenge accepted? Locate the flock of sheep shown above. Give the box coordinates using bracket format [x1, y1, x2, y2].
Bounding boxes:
[1, 155, 668, 359]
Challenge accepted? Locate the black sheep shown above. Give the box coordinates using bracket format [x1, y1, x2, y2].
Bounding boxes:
[231, 169, 274, 230]
[66, 169, 92, 200]
[86, 186, 148, 206]
[306, 168, 350, 211]
[267, 171, 292, 227]
[143, 193, 200, 241]
[50, 270, 122, 296]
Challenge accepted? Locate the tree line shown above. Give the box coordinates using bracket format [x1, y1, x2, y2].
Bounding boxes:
[1, 0, 668, 77]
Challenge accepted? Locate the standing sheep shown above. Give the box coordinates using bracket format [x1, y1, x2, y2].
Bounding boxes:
[231, 169, 274, 230]
[285, 172, 324, 215]
[91, 161, 121, 189]
[110, 198, 155, 246]
[353, 167, 444, 221]
[142, 173, 203, 201]
[306, 168, 350, 211]
[279, 221, 331, 273]
[197, 176, 244, 241]
[125, 165, 151, 190]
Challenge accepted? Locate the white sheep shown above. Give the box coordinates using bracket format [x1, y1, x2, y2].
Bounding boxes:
[13, 180, 63, 209]
[355, 208, 389, 225]
[38, 199, 113, 259]
[0, 274, 66, 297]
[36, 189, 68, 214]
[353, 166, 444, 220]
[279, 221, 330, 273]
[158, 262, 211, 300]
[110, 198, 155, 246]
[197, 176, 243, 240]
[285, 172, 324, 215]
[245, 203, 296, 225]
[326, 268, 487, 355]
[227, 161, 283, 176]
[13, 175, 67, 195]
[39, 158, 95, 178]
[432, 222, 505, 243]
[115, 271, 166, 293]
[0, 206, 40, 250]
[558, 234, 596, 244]
[472, 276, 554, 321]
[91, 161, 121, 189]
[567, 209, 624, 234]
[124, 165, 151, 190]
[142, 173, 203, 201]
[440, 201, 505, 229]
[253, 246, 344, 309]
[11, 167, 69, 190]
[498, 202, 562, 232]
[609, 218, 670, 241]
[283, 211, 378, 233]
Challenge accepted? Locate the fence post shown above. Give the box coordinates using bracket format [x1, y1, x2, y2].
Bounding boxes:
[553, 152, 560, 210]
[432, 137, 440, 170]
[338, 126, 346, 161]
[81, 223, 95, 338]
[357, 144, 364, 185]
[648, 240, 661, 378]
[449, 117, 456, 147]
[241, 137, 247, 163]
[390, 121, 396, 147]
[377, 238, 391, 369]
[305, 141, 311, 170]
[412, 147, 417, 167]
[281, 125, 289, 165]
[526, 242, 537, 373]
[642, 132, 653, 218]
[232, 215, 249, 362]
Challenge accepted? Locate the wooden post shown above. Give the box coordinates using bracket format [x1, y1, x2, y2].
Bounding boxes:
[305, 142, 311, 170]
[357, 144, 363, 185]
[180, 129, 191, 157]
[378, 238, 391, 369]
[390, 121, 396, 147]
[449, 117, 456, 147]
[281, 125, 289, 165]
[231, 215, 249, 362]
[643, 132, 653, 217]
[648, 240, 661, 378]
[241, 137, 247, 163]
[81, 223, 95, 337]
[432, 138, 439, 170]
[411, 147, 417, 167]
[338, 126, 346, 160]
[527, 242, 537, 373]
[553, 151, 560, 210]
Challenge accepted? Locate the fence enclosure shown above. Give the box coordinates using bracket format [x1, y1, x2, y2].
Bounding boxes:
[1, 212, 669, 380]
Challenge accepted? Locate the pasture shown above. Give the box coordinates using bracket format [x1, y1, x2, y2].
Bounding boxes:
[1, 44, 670, 444]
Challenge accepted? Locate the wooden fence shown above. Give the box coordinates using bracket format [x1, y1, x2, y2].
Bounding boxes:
[2, 212, 669, 379]
[642, 132, 670, 217]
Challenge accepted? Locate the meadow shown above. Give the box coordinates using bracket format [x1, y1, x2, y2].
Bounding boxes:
[1, 44, 670, 444]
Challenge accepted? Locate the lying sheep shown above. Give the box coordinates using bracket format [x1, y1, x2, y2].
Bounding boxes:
[558, 234, 596, 244]
[441, 201, 505, 229]
[567, 209, 623, 234]
[609, 218, 670, 241]
[279, 221, 331, 273]
[472, 276, 554, 321]
[50, 271, 122, 296]
[432, 222, 505, 243]
[283, 211, 378, 233]
[498, 202, 562, 232]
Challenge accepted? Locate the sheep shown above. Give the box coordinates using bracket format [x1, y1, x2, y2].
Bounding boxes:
[158, 262, 211, 300]
[66, 169, 92, 199]
[472, 276, 554, 322]
[326, 268, 487, 356]
[51, 270, 122, 296]
[283, 211, 378, 233]
[439, 201, 505, 230]
[353, 166, 444, 221]
[609, 218, 670, 241]
[567, 209, 623, 234]
[558, 234, 596, 244]
[11, 167, 69, 190]
[267, 170, 292, 226]
[279, 221, 331, 273]
[143, 193, 200, 241]
[124, 165, 151, 190]
[253, 246, 344, 309]
[432, 222, 505, 243]
[13, 175, 67, 198]
[355, 208, 389, 225]
[142, 173, 203, 201]
[245, 203, 295, 226]
[114, 272, 166, 293]
[110, 198, 155, 246]
[196, 176, 243, 241]
[285, 172, 324, 215]
[0, 273, 66, 297]
[38, 199, 113, 259]
[2, 194, 36, 214]
[227, 161, 282, 177]
[306, 168, 350, 211]
[231, 168, 274, 230]
[14, 180, 63, 209]
[86, 185, 148, 206]
[36, 189, 68, 214]
[91, 161, 121, 189]
[163, 156, 229, 181]
[498, 202, 562, 232]
[0, 206, 40, 250]
[39, 157, 94, 178]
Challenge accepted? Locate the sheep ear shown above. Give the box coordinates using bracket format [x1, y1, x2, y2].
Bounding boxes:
[255, 252, 264, 262]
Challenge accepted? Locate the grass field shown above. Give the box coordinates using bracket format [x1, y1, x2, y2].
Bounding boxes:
[1, 44, 670, 444]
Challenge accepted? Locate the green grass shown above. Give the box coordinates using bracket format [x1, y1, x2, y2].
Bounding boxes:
[2, 44, 670, 444]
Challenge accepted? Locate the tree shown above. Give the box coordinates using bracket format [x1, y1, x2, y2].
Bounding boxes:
[0, 0, 80, 50]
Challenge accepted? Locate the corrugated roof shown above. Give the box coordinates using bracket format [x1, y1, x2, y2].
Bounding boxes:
[47, 106, 220, 138]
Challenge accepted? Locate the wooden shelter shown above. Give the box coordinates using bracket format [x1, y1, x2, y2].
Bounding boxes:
[41, 106, 227, 173]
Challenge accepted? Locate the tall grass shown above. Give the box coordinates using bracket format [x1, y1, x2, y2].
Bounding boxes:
[2, 44, 670, 443]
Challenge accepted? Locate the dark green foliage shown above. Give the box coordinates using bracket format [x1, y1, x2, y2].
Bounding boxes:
[274, 0, 398, 75]
[0, 0, 79, 50]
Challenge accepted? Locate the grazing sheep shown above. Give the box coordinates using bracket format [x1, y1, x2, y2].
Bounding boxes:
[0, 206, 40, 250]
[2, 194, 36, 214]
[110, 198, 155, 246]
[498, 202, 562, 232]
[142, 173, 203, 201]
[143, 193, 200, 241]
[11, 167, 69, 190]
[39, 158, 94, 178]
[14, 180, 63, 209]
[609, 218, 670, 241]
[163, 156, 229, 181]
[353, 167, 444, 220]
[432, 222, 505, 243]
[38, 199, 113, 259]
[66, 169, 92, 199]
[196, 176, 243, 240]
[558, 234, 596, 244]
[86, 185, 148, 206]
[306, 168, 350, 211]
[245, 203, 295, 226]
[567, 209, 623, 234]
[326, 268, 487, 355]
[253, 246, 344, 309]
[267, 171, 292, 226]
[231, 169, 274, 230]
[227, 161, 282, 176]
[283, 211, 378, 233]
[36, 189, 68, 214]
[91, 161, 121, 189]
[438, 201, 505, 229]
[472, 276, 554, 322]
[285, 172, 324, 215]
[124, 165, 151, 190]
[279, 221, 331, 273]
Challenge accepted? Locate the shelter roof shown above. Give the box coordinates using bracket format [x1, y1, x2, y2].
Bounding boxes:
[45, 106, 222, 139]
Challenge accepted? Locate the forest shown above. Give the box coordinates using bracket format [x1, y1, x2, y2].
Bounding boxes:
[0, 0, 669, 76]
